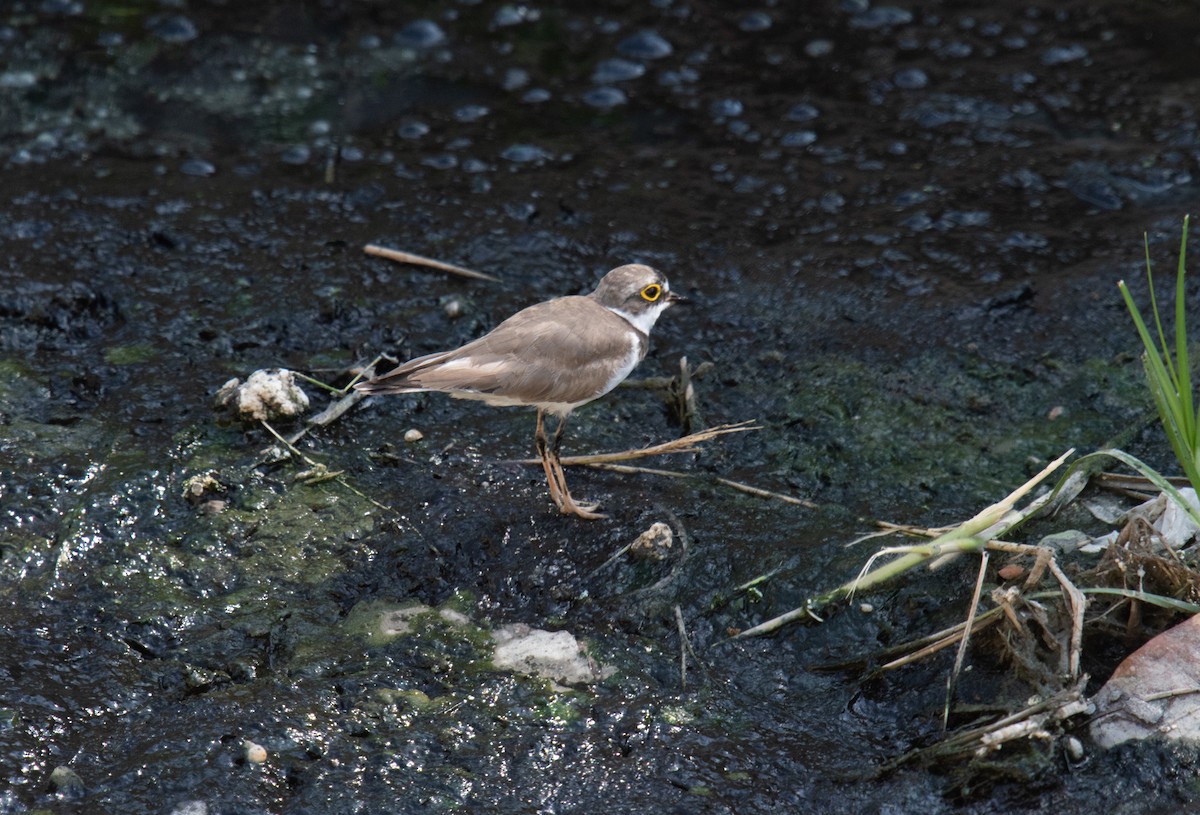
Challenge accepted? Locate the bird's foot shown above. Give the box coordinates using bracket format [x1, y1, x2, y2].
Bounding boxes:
[557, 494, 606, 521]
[539, 445, 606, 520]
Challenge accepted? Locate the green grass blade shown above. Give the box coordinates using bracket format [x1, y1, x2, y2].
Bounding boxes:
[1077, 448, 1200, 530]
[1174, 217, 1194, 458]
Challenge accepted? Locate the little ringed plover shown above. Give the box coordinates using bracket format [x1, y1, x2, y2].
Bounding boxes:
[356, 263, 683, 519]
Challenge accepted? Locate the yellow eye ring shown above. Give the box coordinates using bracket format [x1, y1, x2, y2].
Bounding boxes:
[640, 284, 662, 302]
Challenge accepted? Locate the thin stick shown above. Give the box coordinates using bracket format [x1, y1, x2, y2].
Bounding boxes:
[878, 609, 1003, 671]
[544, 421, 759, 466]
[714, 476, 816, 507]
[1048, 557, 1086, 679]
[945, 550, 989, 729]
[582, 462, 814, 507]
[675, 605, 690, 691]
[586, 543, 633, 579]
[363, 244, 501, 282]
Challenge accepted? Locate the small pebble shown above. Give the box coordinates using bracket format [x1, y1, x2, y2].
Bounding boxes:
[859, 603, 874, 613]
[404, 428, 424, 443]
[243, 740, 268, 764]
[1065, 735, 1085, 761]
[998, 564, 1025, 581]
[169, 802, 208, 815]
[48, 766, 85, 799]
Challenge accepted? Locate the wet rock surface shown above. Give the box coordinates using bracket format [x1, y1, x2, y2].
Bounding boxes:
[3, 0, 1200, 812]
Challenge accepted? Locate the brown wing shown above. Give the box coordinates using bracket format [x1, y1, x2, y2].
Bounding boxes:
[358, 297, 645, 405]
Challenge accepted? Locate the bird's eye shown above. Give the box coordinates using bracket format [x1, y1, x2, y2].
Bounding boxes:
[640, 284, 662, 302]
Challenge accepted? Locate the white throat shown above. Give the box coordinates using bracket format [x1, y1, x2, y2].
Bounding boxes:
[608, 301, 669, 336]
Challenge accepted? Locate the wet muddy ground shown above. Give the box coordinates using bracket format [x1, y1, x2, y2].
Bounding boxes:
[3, 0, 1200, 812]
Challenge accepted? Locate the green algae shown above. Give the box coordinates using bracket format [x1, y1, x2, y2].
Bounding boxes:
[768, 349, 1151, 512]
[103, 343, 158, 365]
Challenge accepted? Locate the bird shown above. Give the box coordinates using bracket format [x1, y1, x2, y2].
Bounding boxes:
[355, 263, 683, 519]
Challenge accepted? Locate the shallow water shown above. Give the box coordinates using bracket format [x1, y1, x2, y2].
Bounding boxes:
[3, 1, 1200, 812]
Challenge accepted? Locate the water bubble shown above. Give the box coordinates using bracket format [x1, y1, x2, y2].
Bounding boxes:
[592, 58, 645, 83]
[583, 86, 627, 108]
[901, 212, 934, 231]
[1003, 231, 1049, 250]
[785, 102, 820, 122]
[502, 67, 530, 90]
[492, 5, 540, 27]
[617, 30, 673, 60]
[740, 12, 773, 32]
[710, 98, 743, 119]
[1042, 44, 1088, 65]
[501, 143, 551, 163]
[455, 105, 490, 122]
[849, 6, 913, 29]
[658, 67, 700, 87]
[805, 39, 834, 58]
[40, 0, 82, 14]
[280, 145, 311, 165]
[179, 159, 215, 177]
[146, 14, 198, 43]
[893, 68, 928, 89]
[505, 201, 537, 220]
[780, 131, 817, 147]
[395, 20, 446, 49]
[397, 121, 430, 139]
[0, 71, 37, 89]
[938, 41, 972, 58]
[819, 191, 846, 212]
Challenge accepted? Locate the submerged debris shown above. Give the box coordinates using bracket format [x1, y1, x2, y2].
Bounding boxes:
[492, 624, 614, 685]
[370, 603, 613, 685]
[630, 521, 673, 561]
[213, 368, 310, 423]
[1091, 614, 1200, 747]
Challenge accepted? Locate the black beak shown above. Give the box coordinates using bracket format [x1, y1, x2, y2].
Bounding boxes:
[667, 291, 688, 305]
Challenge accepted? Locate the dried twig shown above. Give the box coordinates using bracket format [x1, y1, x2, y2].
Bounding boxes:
[876, 608, 1004, 672]
[714, 476, 816, 507]
[363, 244, 500, 282]
[537, 421, 758, 466]
[570, 459, 813, 507]
[945, 550, 990, 728]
